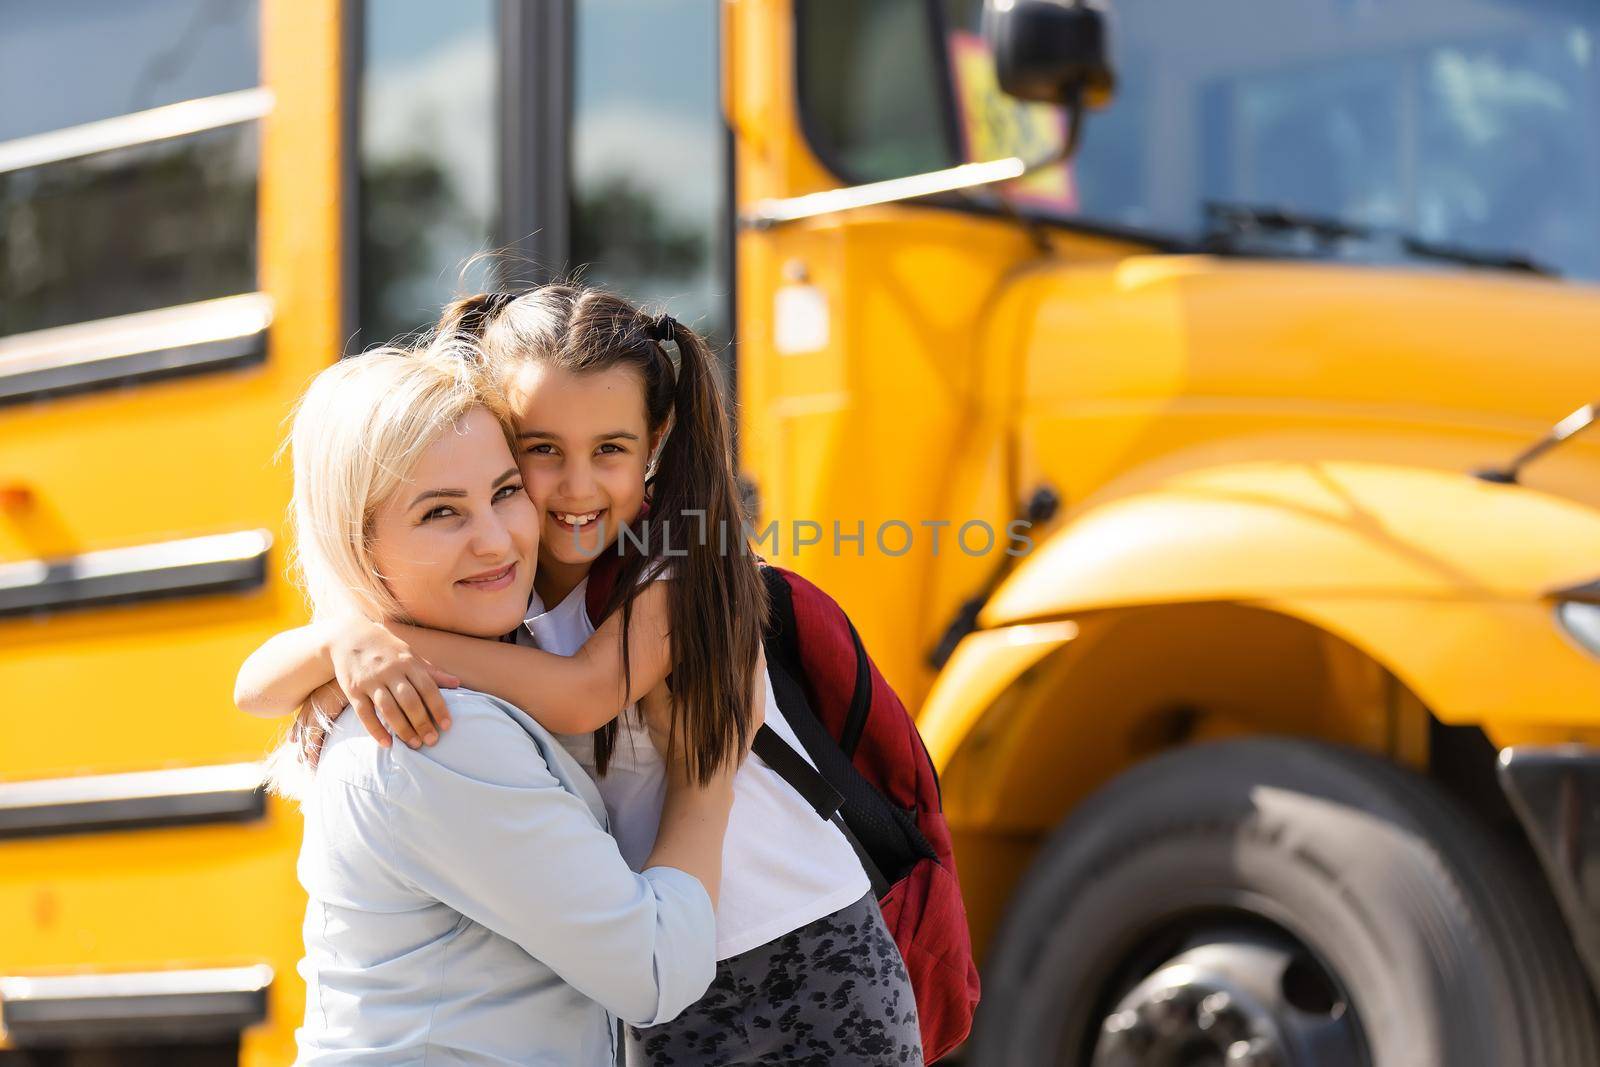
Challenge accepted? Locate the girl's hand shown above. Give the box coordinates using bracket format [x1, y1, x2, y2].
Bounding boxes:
[328, 618, 460, 749]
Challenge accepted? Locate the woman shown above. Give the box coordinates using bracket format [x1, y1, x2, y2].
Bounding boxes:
[261, 346, 734, 1065]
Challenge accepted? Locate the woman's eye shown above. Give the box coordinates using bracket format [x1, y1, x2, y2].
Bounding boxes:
[597, 443, 624, 455]
[493, 483, 525, 501]
[419, 506, 457, 523]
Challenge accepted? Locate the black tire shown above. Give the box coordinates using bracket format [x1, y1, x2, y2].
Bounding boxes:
[968, 738, 1600, 1067]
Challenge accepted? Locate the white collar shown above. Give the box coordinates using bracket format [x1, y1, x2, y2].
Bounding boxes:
[520, 576, 590, 636]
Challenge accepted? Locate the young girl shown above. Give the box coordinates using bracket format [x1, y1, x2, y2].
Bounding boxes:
[263, 346, 732, 1065]
[236, 285, 924, 1066]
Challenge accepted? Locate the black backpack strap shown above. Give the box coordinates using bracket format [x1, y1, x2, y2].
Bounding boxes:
[751, 723, 891, 897]
[751, 724, 840, 821]
[762, 564, 870, 760]
[834, 812, 891, 899]
[758, 565, 935, 889]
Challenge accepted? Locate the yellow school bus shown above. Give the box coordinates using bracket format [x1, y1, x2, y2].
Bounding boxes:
[7, 0, 1600, 1064]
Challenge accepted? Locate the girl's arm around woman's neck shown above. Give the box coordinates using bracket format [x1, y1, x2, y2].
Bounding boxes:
[396, 580, 675, 734]
[233, 619, 341, 716]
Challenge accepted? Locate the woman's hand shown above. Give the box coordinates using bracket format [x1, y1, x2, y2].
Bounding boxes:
[640, 647, 768, 767]
[328, 618, 459, 748]
[748, 647, 769, 743]
[644, 651, 767, 909]
[639, 688, 677, 764]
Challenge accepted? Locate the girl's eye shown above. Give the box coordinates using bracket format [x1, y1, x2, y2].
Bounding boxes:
[524, 443, 555, 456]
[597, 443, 625, 455]
[493, 483, 525, 501]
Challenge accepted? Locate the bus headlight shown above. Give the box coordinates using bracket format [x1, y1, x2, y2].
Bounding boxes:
[1556, 599, 1600, 657]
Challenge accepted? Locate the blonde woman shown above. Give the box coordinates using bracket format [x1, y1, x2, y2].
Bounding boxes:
[260, 348, 734, 1065]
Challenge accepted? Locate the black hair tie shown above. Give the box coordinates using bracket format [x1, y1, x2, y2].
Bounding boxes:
[645, 314, 680, 342]
[458, 291, 517, 339]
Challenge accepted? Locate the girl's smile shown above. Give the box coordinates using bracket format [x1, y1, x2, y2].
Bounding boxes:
[545, 506, 612, 564]
[550, 506, 608, 537]
[506, 361, 661, 605]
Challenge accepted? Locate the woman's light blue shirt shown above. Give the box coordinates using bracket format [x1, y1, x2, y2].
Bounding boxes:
[293, 687, 716, 1065]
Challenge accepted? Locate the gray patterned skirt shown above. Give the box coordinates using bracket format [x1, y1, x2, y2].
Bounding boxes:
[627, 892, 923, 1066]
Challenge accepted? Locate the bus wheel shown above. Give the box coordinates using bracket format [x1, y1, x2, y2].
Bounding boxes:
[966, 738, 1600, 1067]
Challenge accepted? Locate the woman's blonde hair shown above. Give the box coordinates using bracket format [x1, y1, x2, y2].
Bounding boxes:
[268, 340, 512, 798]
[287, 342, 514, 622]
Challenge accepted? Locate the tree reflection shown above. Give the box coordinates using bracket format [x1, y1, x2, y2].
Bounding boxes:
[358, 153, 480, 346]
[572, 173, 707, 280]
[0, 127, 256, 337]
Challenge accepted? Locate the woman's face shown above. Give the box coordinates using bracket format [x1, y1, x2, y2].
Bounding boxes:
[507, 362, 659, 571]
[369, 406, 538, 637]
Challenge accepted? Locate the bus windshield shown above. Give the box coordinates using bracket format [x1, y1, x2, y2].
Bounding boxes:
[797, 0, 1600, 280]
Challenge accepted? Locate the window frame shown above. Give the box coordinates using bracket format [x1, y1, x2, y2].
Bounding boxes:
[500, 0, 573, 287]
[350, 0, 549, 346]
[0, 87, 269, 405]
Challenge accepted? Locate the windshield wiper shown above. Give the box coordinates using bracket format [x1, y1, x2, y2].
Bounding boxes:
[1202, 201, 1556, 277]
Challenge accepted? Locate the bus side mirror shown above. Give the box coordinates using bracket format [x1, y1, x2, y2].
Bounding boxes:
[985, 0, 1116, 113]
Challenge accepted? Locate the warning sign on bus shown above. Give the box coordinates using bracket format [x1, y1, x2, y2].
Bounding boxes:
[948, 30, 1078, 213]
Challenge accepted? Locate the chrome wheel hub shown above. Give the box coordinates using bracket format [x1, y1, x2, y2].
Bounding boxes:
[1090, 934, 1364, 1067]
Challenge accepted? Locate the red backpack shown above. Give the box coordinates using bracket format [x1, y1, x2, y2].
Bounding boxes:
[587, 556, 980, 1061]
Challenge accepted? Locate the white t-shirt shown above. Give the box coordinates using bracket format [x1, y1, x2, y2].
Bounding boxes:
[517, 576, 871, 960]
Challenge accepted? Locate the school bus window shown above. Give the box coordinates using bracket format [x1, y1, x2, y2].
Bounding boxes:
[358, 0, 499, 348]
[0, 0, 259, 143]
[795, 0, 956, 185]
[570, 0, 729, 343]
[0, 0, 261, 371]
[1, 123, 257, 338]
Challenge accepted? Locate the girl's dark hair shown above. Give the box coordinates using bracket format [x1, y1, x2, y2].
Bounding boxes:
[437, 285, 766, 784]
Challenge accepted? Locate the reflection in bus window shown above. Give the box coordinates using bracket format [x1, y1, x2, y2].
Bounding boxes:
[1036, 0, 1600, 277]
[570, 0, 729, 343]
[0, 0, 260, 339]
[358, 0, 499, 347]
[800, 0, 1600, 281]
[1197, 26, 1597, 276]
[1, 125, 257, 337]
[0, 0, 258, 143]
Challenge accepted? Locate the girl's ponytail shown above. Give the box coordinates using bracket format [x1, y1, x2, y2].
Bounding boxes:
[437, 291, 517, 342]
[633, 314, 767, 784]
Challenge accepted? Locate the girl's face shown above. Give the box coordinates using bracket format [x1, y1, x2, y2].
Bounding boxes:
[368, 406, 539, 637]
[507, 362, 659, 573]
